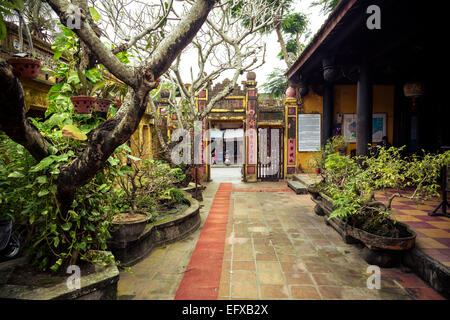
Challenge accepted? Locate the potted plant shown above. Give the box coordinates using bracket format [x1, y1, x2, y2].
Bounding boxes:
[69, 70, 104, 114]
[308, 138, 450, 253]
[109, 138, 185, 243]
[94, 82, 126, 114]
[7, 2, 41, 79]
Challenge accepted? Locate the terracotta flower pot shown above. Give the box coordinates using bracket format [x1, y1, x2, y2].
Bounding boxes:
[8, 57, 41, 79]
[94, 98, 112, 113]
[71, 96, 96, 114]
[191, 166, 205, 184]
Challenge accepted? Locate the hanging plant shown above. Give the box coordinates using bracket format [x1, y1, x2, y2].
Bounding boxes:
[69, 69, 104, 114]
[7, 4, 41, 79]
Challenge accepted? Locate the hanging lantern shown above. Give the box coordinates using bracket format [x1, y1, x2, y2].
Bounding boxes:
[403, 82, 424, 112]
[285, 87, 296, 98]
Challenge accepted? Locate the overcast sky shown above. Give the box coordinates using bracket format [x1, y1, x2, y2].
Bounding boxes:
[176, 0, 328, 90]
[254, 0, 327, 86]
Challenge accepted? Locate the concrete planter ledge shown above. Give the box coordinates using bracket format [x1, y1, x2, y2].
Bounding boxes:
[0, 252, 119, 300]
[303, 177, 450, 299]
[108, 192, 201, 267]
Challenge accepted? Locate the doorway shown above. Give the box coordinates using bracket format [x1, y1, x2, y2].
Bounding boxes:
[209, 121, 244, 182]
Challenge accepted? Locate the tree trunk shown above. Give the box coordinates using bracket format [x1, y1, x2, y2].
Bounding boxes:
[0, 61, 51, 161]
[275, 21, 291, 69]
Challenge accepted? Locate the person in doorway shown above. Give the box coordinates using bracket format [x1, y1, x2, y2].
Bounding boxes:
[377, 136, 391, 148]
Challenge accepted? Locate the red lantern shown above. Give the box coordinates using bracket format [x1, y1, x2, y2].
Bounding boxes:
[285, 87, 296, 98]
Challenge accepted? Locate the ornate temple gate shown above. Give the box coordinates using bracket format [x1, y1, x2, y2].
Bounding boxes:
[161, 72, 299, 182]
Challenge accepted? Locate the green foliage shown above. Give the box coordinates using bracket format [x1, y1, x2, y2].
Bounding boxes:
[112, 151, 186, 218]
[277, 39, 298, 60]
[260, 68, 287, 98]
[313, 138, 450, 237]
[0, 133, 119, 271]
[310, 0, 341, 15]
[0, 0, 24, 39]
[0, 25, 132, 272]
[281, 12, 308, 36]
[231, 0, 295, 34]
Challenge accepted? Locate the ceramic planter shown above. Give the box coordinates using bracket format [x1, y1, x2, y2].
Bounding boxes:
[71, 96, 95, 114]
[8, 57, 41, 79]
[94, 98, 112, 113]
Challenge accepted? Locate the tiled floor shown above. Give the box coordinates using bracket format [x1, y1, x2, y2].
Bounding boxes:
[175, 182, 444, 300]
[118, 175, 446, 300]
[375, 190, 450, 267]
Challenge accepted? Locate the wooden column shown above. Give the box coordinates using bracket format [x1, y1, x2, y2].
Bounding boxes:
[322, 84, 333, 147]
[356, 63, 373, 156]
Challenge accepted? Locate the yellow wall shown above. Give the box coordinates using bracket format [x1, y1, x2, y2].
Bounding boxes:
[297, 85, 395, 173]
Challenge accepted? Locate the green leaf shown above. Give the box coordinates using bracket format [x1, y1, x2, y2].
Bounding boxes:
[62, 125, 88, 141]
[31, 156, 56, 172]
[29, 214, 35, 225]
[61, 222, 72, 231]
[0, 14, 7, 40]
[127, 154, 141, 162]
[37, 176, 48, 184]
[53, 49, 63, 61]
[50, 258, 62, 272]
[38, 189, 50, 197]
[8, 171, 24, 178]
[53, 237, 60, 248]
[89, 6, 101, 21]
[107, 157, 120, 166]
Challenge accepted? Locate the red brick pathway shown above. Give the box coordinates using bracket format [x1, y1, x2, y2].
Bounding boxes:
[174, 183, 232, 300]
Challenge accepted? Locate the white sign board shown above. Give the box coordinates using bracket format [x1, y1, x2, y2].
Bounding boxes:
[298, 114, 321, 152]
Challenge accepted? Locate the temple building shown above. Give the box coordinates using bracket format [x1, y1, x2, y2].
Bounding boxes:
[286, 0, 448, 172]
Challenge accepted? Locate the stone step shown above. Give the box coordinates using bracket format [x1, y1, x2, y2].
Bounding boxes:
[292, 174, 306, 184]
[287, 180, 308, 195]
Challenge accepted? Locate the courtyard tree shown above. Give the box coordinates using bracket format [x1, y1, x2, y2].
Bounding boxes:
[0, 0, 222, 268]
[93, 0, 288, 162]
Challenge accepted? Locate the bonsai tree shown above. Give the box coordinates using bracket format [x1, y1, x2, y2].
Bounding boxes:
[311, 139, 450, 238]
[112, 134, 185, 223]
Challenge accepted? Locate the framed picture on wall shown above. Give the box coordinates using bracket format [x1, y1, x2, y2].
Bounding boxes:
[342, 113, 387, 143]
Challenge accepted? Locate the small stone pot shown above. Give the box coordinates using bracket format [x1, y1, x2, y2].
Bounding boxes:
[8, 57, 41, 79]
[71, 96, 95, 114]
[94, 98, 112, 113]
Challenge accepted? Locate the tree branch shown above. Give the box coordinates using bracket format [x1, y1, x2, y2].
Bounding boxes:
[0, 60, 50, 161]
